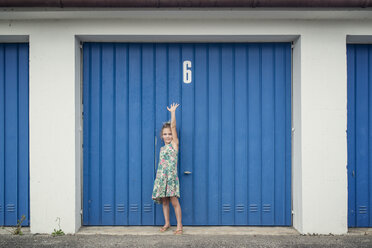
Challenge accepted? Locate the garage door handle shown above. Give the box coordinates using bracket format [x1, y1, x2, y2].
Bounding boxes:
[184, 171, 192, 175]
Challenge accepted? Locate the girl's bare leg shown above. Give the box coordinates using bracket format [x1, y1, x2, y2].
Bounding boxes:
[170, 197, 182, 230]
[162, 197, 170, 228]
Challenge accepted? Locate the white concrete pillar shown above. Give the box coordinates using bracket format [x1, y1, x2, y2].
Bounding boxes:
[292, 33, 348, 234]
[29, 30, 80, 234]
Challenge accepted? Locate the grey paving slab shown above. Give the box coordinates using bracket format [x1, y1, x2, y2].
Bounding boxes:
[1, 233, 372, 248]
[1, 227, 372, 247]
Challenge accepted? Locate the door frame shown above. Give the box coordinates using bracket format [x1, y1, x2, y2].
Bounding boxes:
[77, 35, 297, 227]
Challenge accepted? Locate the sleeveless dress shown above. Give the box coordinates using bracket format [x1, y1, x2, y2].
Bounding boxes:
[152, 143, 180, 204]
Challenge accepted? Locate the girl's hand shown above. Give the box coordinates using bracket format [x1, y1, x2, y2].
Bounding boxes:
[167, 103, 180, 112]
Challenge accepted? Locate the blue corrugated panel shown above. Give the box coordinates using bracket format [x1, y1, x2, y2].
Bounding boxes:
[83, 43, 291, 226]
[347, 44, 372, 227]
[0, 43, 29, 226]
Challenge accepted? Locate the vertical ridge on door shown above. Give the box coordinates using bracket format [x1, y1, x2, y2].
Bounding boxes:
[90, 43, 102, 225]
[17, 44, 29, 226]
[180, 44, 194, 225]
[221, 45, 234, 225]
[101, 43, 115, 225]
[154, 44, 168, 226]
[207, 44, 221, 225]
[194, 44, 208, 225]
[142, 44, 156, 225]
[168, 44, 182, 225]
[0, 45, 4, 226]
[4, 44, 18, 225]
[261, 44, 275, 225]
[274, 44, 286, 225]
[234, 44, 248, 225]
[285, 44, 292, 226]
[82, 42, 90, 225]
[128, 44, 142, 225]
[114, 44, 128, 225]
[248, 44, 262, 225]
[355, 46, 369, 227]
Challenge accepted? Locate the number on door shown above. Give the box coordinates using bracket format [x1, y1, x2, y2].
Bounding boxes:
[183, 60, 192, 84]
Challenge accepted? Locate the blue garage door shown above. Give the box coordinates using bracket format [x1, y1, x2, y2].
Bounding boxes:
[0, 43, 29, 226]
[347, 44, 372, 227]
[83, 43, 291, 226]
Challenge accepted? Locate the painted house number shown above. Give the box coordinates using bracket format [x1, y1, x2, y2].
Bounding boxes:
[183, 60, 192, 84]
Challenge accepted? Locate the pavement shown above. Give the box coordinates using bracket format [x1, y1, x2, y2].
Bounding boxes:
[1, 226, 372, 247]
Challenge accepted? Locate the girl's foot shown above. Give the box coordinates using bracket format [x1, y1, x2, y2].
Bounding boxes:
[174, 228, 183, 235]
[160, 225, 170, 232]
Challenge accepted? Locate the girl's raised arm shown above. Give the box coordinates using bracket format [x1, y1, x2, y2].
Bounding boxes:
[167, 103, 180, 149]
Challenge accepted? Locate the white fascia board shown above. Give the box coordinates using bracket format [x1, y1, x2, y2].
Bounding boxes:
[77, 34, 299, 43]
[0, 35, 28, 42]
[347, 35, 372, 44]
[0, 9, 371, 20]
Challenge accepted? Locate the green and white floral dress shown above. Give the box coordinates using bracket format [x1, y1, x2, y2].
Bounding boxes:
[152, 143, 180, 204]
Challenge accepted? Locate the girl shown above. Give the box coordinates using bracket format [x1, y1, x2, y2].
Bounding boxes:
[152, 103, 183, 235]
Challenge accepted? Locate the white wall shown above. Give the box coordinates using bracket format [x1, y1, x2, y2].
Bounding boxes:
[298, 32, 348, 234]
[28, 32, 76, 233]
[292, 37, 303, 233]
[1, 10, 371, 234]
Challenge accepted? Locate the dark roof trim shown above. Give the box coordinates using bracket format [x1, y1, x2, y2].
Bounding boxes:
[0, 0, 371, 8]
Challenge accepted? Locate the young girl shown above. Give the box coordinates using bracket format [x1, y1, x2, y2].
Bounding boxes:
[152, 103, 183, 235]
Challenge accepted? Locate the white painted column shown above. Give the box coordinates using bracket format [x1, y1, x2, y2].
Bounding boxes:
[29, 31, 80, 234]
[292, 37, 303, 233]
[293, 33, 348, 234]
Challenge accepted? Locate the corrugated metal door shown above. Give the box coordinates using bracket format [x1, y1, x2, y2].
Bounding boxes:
[347, 44, 372, 227]
[83, 43, 291, 226]
[0, 43, 29, 226]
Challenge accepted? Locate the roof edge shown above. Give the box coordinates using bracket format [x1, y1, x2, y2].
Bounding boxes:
[0, 0, 371, 8]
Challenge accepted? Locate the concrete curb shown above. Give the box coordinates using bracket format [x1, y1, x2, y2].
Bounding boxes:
[77, 226, 299, 236]
[1, 226, 372, 236]
[0, 227, 30, 235]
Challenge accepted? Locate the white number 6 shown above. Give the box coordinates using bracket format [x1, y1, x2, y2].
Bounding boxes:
[183, 60, 192, 84]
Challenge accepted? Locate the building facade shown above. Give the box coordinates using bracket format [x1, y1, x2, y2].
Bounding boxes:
[0, 1, 372, 234]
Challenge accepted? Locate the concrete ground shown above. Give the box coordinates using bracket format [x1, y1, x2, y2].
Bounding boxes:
[1, 227, 372, 247]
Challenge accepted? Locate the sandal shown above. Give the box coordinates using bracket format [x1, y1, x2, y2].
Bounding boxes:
[160, 225, 170, 232]
[174, 229, 183, 235]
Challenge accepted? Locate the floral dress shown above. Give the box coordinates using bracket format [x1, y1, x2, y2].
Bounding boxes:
[152, 143, 180, 204]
